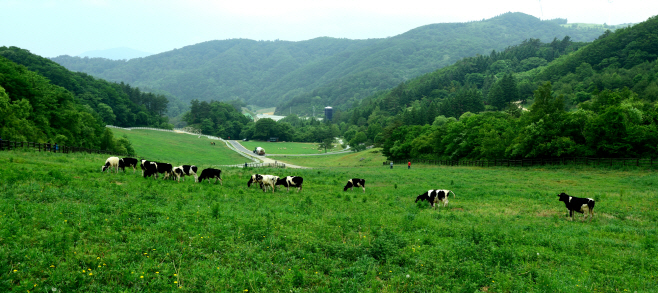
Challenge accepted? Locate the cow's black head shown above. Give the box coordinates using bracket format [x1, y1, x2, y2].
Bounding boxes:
[557, 192, 570, 202]
[101, 163, 109, 172]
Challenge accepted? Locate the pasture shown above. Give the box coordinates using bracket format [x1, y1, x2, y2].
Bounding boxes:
[239, 141, 343, 155]
[110, 128, 247, 166]
[240, 140, 343, 155]
[1, 149, 657, 292]
[277, 148, 386, 167]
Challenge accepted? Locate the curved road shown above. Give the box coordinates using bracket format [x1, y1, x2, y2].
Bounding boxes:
[227, 140, 310, 169]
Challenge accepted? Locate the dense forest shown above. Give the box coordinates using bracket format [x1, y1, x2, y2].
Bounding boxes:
[0, 56, 134, 154]
[51, 13, 610, 116]
[0, 47, 185, 154]
[0, 47, 173, 128]
[331, 15, 658, 160]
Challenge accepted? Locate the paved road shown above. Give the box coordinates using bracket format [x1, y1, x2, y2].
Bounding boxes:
[227, 140, 310, 169]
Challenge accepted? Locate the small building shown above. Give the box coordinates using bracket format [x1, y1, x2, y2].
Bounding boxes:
[269, 137, 279, 142]
[324, 106, 333, 121]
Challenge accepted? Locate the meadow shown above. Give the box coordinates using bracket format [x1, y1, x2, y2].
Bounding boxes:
[1, 148, 657, 292]
[110, 128, 248, 166]
[238, 141, 343, 155]
[277, 148, 387, 168]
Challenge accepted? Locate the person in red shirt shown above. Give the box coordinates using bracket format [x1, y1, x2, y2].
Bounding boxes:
[408, 161, 411, 169]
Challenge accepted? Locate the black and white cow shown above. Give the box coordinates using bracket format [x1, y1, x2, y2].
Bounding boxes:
[198, 168, 223, 185]
[557, 192, 595, 222]
[102, 157, 125, 173]
[343, 178, 366, 193]
[154, 162, 174, 180]
[415, 189, 456, 210]
[122, 157, 139, 173]
[142, 161, 159, 179]
[140, 159, 151, 176]
[247, 174, 263, 188]
[259, 175, 279, 192]
[173, 165, 198, 182]
[275, 176, 304, 192]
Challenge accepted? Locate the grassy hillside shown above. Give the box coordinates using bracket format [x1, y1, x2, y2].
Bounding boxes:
[239, 141, 329, 155]
[109, 128, 248, 166]
[277, 148, 387, 167]
[1, 149, 657, 291]
[51, 13, 608, 114]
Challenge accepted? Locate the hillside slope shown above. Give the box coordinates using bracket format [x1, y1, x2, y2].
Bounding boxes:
[51, 13, 609, 114]
[334, 15, 658, 161]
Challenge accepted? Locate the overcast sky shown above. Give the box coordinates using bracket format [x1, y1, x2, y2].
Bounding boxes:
[2, 0, 656, 58]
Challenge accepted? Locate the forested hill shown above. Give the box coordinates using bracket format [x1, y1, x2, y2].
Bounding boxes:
[336, 15, 658, 161]
[50, 12, 609, 115]
[0, 53, 136, 154]
[0, 47, 173, 128]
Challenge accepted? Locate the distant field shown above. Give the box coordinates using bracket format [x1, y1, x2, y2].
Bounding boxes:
[1, 149, 657, 291]
[277, 148, 387, 167]
[239, 140, 341, 155]
[110, 128, 248, 166]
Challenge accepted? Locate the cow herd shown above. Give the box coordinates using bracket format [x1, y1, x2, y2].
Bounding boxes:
[101, 156, 222, 184]
[102, 157, 596, 222]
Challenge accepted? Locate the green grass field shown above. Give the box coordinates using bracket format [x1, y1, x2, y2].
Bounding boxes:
[277, 148, 386, 167]
[1, 148, 657, 292]
[239, 140, 343, 155]
[110, 128, 248, 166]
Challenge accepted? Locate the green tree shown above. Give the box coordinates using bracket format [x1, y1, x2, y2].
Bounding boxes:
[349, 132, 368, 152]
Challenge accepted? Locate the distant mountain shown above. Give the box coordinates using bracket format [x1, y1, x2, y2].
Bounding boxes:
[78, 47, 152, 60]
[51, 12, 612, 115]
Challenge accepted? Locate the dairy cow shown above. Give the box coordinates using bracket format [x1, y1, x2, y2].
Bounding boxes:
[343, 178, 366, 193]
[173, 165, 198, 182]
[275, 176, 303, 192]
[198, 168, 222, 185]
[557, 192, 595, 222]
[121, 157, 139, 173]
[102, 157, 124, 173]
[415, 189, 456, 210]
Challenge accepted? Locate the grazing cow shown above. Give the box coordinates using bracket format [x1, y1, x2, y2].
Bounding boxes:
[247, 174, 263, 188]
[101, 157, 124, 173]
[154, 162, 174, 180]
[259, 175, 279, 192]
[140, 159, 151, 176]
[558, 192, 595, 222]
[198, 168, 223, 185]
[275, 176, 304, 192]
[122, 157, 139, 173]
[142, 161, 159, 179]
[343, 178, 366, 193]
[415, 189, 456, 210]
[173, 165, 199, 182]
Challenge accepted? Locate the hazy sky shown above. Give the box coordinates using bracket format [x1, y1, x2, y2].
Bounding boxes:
[2, 0, 656, 58]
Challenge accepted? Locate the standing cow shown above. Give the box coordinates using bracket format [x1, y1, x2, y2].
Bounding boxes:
[122, 158, 139, 173]
[343, 178, 366, 193]
[415, 189, 456, 210]
[173, 165, 199, 182]
[557, 192, 595, 222]
[198, 168, 222, 185]
[275, 176, 304, 192]
[102, 157, 125, 173]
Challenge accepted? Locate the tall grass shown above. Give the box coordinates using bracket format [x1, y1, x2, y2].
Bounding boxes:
[1, 149, 656, 292]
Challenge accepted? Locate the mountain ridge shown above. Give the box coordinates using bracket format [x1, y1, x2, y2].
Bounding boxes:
[50, 12, 613, 115]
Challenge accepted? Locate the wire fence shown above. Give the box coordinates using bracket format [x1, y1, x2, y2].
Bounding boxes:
[386, 157, 657, 168]
[0, 140, 127, 156]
